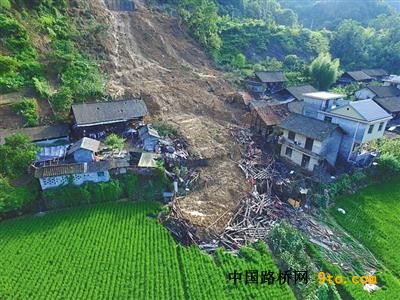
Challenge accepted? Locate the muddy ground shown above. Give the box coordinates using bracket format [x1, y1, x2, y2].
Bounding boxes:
[88, 0, 250, 232]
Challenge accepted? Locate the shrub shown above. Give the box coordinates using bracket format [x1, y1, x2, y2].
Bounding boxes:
[12, 98, 39, 127]
[44, 180, 123, 209]
[32, 77, 53, 98]
[153, 121, 178, 137]
[0, 55, 20, 74]
[105, 134, 125, 151]
[0, 133, 39, 178]
[0, 177, 39, 215]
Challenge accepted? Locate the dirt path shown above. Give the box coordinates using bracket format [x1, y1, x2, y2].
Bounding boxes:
[90, 0, 249, 231]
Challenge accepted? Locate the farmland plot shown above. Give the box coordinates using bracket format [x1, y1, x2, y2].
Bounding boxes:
[0, 202, 294, 299]
[332, 178, 400, 278]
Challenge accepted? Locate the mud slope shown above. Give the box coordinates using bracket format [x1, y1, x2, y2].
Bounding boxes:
[90, 0, 249, 231]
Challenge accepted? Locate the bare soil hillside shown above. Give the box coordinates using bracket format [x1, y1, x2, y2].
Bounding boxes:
[89, 0, 249, 231]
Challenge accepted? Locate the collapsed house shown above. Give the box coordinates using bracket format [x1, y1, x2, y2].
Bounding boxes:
[70, 99, 148, 138]
[245, 71, 287, 97]
[245, 100, 290, 138]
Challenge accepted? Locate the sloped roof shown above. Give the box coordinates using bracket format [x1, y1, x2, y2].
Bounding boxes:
[330, 99, 392, 122]
[255, 71, 287, 83]
[288, 101, 304, 114]
[72, 99, 148, 126]
[361, 69, 388, 77]
[280, 114, 341, 141]
[251, 102, 290, 126]
[286, 85, 317, 101]
[0, 124, 70, 145]
[67, 137, 100, 155]
[34, 161, 110, 178]
[367, 85, 400, 98]
[374, 97, 400, 113]
[345, 71, 372, 81]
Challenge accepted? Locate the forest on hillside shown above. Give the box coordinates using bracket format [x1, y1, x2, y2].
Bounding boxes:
[154, 0, 400, 78]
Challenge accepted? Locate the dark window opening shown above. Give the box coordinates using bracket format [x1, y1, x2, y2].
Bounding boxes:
[305, 138, 314, 151]
[288, 131, 296, 141]
[285, 147, 293, 158]
[324, 116, 332, 123]
[378, 122, 384, 131]
[368, 124, 374, 134]
[301, 154, 311, 168]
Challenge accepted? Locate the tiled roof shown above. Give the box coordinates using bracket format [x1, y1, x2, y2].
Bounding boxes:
[255, 71, 287, 83]
[34, 161, 110, 178]
[0, 124, 70, 145]
[373, 97, 400, 113]
[367, 85, 400, 98]
[345, 71, 372, 81]
[280, 113, 341, 141]
[67, 137, 100, 155]
[72, 99, 148, 126]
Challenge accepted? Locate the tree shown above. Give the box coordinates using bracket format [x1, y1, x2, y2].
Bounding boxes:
[231, 53, 246, 68]
[331, 20, 369, 69]
[105, 134, 125, 151]
[178, 0, 222, 53]
[0, 133, 38, 178]
[309, 53, 340, 90]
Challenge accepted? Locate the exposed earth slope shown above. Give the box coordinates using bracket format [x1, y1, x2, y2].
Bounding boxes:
[90, 0, 249, 231]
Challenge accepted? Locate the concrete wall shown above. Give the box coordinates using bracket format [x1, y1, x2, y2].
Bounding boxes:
[303, 97, 327, 118]
[39, 171, 110, 190]
[280, 144, 319, 172]
[282, 129, 322, 154]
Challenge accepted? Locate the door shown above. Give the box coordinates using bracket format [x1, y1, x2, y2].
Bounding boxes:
[305, 138, 314, 151]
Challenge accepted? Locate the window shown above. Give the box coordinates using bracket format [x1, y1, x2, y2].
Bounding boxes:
[378, 122, 384, 132]
[301, 154, 311, 168]
[98, 172, 105, 177]
[324, 116, 332, 123]
[305, 138, 314, 151]
[288, 131, 296, 141]
[368, 124, 374, 134]
[285, 147, 293, 158]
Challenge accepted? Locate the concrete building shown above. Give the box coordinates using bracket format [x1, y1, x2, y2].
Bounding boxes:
[278, 114, 343, 172]
[317, 99, 392, 163]
[35, 161, 110, 190]
[302, 91, 346, 119]
[67, 137, 100, 163]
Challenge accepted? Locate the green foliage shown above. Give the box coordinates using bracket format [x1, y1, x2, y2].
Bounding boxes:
[32, 76, 53, 98]
[50, 86, 73, 115]
[152, 120, 178, 137]
[0, 0, 11, 9]
[44, 180, 123, 209]
[0, 55, 19, 74]
[309, 53, 340, 90]
[0, 133, 38, 178]
[0, 202, 294, 298]
[231, 53, 246, 68]
[0, 176, 39, 215]
[331, 177, 400, 296]
[105, 134, 125, 151]
[121, 173, 140, 200]
[330, 82, 362, 100]
[178, 0, 221, 53]
[12, 98, 39, 127]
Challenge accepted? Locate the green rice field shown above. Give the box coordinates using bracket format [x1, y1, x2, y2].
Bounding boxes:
[0, 202, 294, 299]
